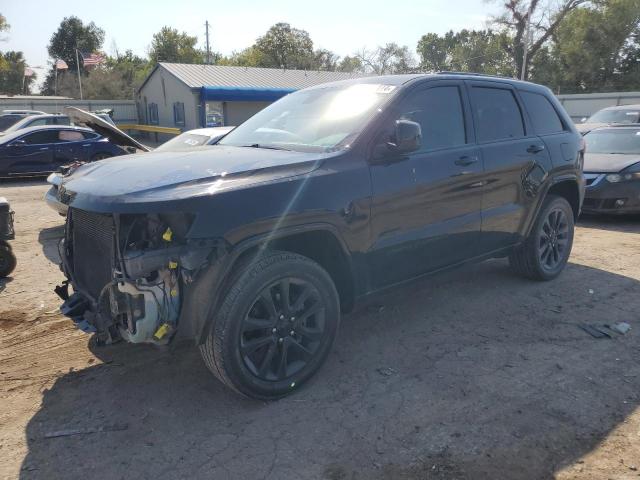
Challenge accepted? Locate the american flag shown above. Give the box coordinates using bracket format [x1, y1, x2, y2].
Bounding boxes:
[81, 52, 106, 67]
[55, 59, 68, 70]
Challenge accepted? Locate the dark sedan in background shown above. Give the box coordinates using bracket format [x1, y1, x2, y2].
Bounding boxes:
[582, 125, 640, 214]
[0, 125, 130, 178]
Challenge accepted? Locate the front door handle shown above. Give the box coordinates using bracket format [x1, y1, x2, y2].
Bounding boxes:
[454, 155, 478, 166]
[526, 144, 546, 154]
[82, 144, 91, 147]
[39, 147, 49, 151]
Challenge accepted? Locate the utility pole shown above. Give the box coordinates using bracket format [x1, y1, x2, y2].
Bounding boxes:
[205, 20, 211, 64]
[520, 2, 533, 81]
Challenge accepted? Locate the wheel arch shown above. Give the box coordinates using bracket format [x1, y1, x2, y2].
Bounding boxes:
[190, 224, 356, 345]
[523, 175, 582, 238]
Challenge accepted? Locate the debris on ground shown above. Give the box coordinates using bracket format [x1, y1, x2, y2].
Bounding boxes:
[376, 367, 397, 377]
[579, 324, 612, 339]
[608, 322, 632, 335]
[44, 424, 128, 439]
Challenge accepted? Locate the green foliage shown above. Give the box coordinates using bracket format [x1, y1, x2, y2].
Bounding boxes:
[417, 30, 513, 75]
[0, 51, 35, 94]
[356, 43, 416, 74]
[253, 22, 314, 69]
[46, 16, 105, 72]
[534, 0, 640, 92]
[149, 27, 203, 64]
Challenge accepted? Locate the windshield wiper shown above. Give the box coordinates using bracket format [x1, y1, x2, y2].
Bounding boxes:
[242, 143, 292, 151]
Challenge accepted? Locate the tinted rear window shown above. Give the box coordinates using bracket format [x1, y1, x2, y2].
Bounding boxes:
[470, 87, 524, 142]
[520, 91, 564, 135]
[0, 115, 24, 130]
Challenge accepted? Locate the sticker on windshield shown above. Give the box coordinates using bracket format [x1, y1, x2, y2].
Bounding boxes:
[376, 85, 396, 94]
[625, 112, 639, 115]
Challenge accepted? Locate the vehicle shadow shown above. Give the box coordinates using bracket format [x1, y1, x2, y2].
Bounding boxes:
[578, 213, 640, 233]
[0, 275, 12, 293]
[37, 225, 64, 265]
[17, 260, 640, 480]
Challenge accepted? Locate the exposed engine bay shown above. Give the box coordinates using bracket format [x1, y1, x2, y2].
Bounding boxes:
[57, 208, 222, 345]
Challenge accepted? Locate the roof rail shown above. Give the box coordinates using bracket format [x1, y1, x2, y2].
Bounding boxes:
[436, 71, 518, 81]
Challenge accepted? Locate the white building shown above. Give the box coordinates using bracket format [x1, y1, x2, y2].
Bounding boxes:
[137, 63, 362, 130]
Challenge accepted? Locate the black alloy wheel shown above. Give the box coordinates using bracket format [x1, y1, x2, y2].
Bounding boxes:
[538, 207, 570, 272]
[240, 278, 325, 381]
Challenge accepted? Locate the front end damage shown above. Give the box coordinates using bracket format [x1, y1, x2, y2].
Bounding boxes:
[57, 208, 224, 345]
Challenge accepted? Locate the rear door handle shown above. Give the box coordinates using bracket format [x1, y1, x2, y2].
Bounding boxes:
[454, 155, 478, 166]
[526, 144, 546, 154]
[82, 144, 91, 147]
[39, 147, 49, 151]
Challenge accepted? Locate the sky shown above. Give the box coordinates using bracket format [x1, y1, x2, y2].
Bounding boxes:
[1, 0, 498, 91]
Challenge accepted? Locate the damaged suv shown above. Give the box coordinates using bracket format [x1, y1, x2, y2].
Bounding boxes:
[56, 74, 584, 399]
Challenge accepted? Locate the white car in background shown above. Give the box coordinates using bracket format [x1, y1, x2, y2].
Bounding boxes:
[153, 126, 235, 151]
[577, 104, 640, 134]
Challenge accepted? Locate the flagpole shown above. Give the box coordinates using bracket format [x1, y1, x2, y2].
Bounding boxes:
[54, 66, 58, 96]
[75, 49, 83, 100]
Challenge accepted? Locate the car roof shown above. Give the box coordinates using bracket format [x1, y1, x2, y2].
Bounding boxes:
[303, 72, 548, 92]
[588, 125, 640, 133]
[600, 104, 640, 111]
[0, 125, 95, 144]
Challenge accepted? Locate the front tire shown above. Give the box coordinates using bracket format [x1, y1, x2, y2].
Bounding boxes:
[200, 251, 340, 399]
[509, 195, 574, 281]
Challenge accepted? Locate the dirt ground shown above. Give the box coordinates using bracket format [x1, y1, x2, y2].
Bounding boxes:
[1, 180, 639, 480]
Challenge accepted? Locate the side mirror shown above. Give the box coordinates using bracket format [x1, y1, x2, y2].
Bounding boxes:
[9, 139, 26, 147]
[390, 120, 421, 154]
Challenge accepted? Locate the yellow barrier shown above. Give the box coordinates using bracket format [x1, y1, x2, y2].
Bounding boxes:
[117, 124, 181, 135]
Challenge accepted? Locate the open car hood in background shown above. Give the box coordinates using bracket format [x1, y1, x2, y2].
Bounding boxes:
[63, 106, 151, 152]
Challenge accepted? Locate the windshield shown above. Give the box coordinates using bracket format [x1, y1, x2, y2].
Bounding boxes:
[155, 133, 211, 152]
[585, 129, 640, 154]
[218, 83, 397, 153]
[0, 115, 24, 131]
[588, 109, 640, 124]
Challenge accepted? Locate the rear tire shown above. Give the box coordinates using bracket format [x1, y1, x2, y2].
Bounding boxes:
[0, 243, 17, 278]
[199, 250, 340, 400]
[509, 195, 574, 281]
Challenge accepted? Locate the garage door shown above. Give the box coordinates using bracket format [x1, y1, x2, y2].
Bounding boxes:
[225, 101, 272, 126]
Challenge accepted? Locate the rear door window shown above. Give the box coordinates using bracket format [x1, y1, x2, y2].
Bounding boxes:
[22, 130, 60, 144]
[58, 130, 85, 142]
[396, 85, 467, 151]
[470, 87, 525, 142]
[520, 91, 564, 135]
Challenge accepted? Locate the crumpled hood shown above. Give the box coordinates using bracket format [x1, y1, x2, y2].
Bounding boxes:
[62, 145, 328, 208]
[584, 153, 640, 173]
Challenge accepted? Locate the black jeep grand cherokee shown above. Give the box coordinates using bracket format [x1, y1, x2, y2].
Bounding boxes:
[56, 74, 584, 399]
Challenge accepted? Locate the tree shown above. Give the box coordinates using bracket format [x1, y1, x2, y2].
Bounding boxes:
[46, 16, 104, 72]
[337, 55, 363, 73]
[532, 0, 640, 92]
[355, 43, 416, 74]
[417, 29, 513, 75]
[491, 0, 586, 79]
[253, 22, 314, 69]
[41, 16, 105, 95]
[149, 26, 203, 64]
[0, 51, 35, 94]
[0, 13, 8, 40]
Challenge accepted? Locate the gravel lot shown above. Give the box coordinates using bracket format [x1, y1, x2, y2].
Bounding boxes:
[1, 180, 639, 480]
